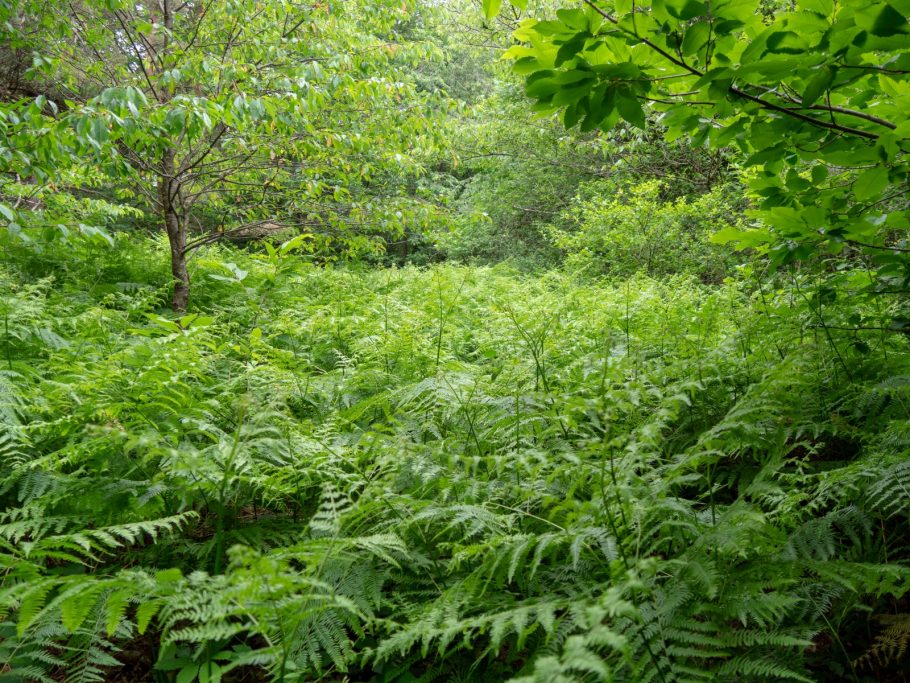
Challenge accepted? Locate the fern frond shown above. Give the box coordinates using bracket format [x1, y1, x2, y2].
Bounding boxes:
[855, 613, 910, 671]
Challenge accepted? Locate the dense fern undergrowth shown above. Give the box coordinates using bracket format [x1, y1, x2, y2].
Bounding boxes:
[1, 235, 909, 683]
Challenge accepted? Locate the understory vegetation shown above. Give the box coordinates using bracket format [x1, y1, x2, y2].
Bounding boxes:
[1, 0, 910, 681]
[1, 236, 908, 681]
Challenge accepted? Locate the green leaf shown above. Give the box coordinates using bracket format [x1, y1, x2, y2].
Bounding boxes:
[666, 0, 708, 20]
[552, 84, 592, 106]
[854, 167, 889, 200]
[813, 286, 837, 305]
[614, 0, 633, 14]
[513, 57, 544, 75]
[177, 665, 200, 683]
[801, 0, 834, 15]
[801, 67, 833, 106]
[563, 101, 583, 128]
[199, 662, 223, 683]
[581, 82, 614, 130]
[61, 587, 102, 633]
[0, 203, 15, 222]
[851, 339, 871, 355]
[105, 590, 132, 636]
[164, 108, 186, 133]
[137, 601, 162, 634]
[531, 20, 572, 36]
[616, 93, 646, 129]
[710, 226, 746, 245]
[17, 583, 54, 636]
[482, 0, 502, 20]
[526, 73, 560, 98]
[710, 226, 772, 249]
[764, 31, 807, 54]
[279, 233, 315, 255]
[858, 3, 909, 37]
[555, 37, 588, 66]
[709, 18, 742, 37]
[555, 9, 588, 31]
[682, 21, 711, 56]
[554, 69, 595, 85]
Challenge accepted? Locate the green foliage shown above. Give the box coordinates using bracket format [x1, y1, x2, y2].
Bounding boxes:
[1, 2, 910, 682]
[545, 178, 740, 279]
[433, 85, 736, 269]
[0, 235, 908, 681]
[499, 0, 910, 300]
[0, 0, 453, 308]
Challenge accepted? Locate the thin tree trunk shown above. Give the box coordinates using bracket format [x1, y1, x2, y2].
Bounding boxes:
[167, 212, 190, 312]
[156, 1, 189, 311]
[159, 148, 190, 311]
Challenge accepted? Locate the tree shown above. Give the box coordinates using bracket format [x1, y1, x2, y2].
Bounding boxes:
[0, 0, 448, 309]
[492, 0, 910, 305]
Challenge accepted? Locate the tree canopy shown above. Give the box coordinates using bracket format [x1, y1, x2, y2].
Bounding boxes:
[500, 0, 910, 304]
[1, 0, 450, 308]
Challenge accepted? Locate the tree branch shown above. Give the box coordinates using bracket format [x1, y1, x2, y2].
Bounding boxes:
[111, 10, 161, 102]
[579, 0, 883, 141]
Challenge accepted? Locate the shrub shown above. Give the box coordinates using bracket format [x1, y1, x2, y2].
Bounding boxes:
[547, 179, 742, 282]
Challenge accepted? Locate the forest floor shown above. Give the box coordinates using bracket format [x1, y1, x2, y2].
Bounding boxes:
[1, 238, 908, 681]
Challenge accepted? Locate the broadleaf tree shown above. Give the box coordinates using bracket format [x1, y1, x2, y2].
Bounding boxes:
[0, 0, 449, 309]
[494, 0, 910, 312]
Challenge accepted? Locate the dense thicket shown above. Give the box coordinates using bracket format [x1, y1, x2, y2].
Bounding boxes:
[1, 1, 909, 682]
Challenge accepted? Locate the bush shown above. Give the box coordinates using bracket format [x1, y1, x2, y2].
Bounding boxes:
[546, 179, 743, 281]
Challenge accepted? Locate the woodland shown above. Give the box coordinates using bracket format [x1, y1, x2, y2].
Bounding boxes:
[0, 0, 909, 681]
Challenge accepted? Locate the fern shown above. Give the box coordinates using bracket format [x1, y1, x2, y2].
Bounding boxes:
[867, 458, 910, 519]
[855, 613, 910, 672]
[2, 243, 910, 681]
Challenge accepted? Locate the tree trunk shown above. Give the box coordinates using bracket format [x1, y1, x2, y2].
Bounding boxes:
[159, 149, 190, 311]
[167, 210, 190, 312]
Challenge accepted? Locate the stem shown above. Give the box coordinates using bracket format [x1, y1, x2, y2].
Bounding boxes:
[213, 411, 245, 574]
[4, 311, 11, 371]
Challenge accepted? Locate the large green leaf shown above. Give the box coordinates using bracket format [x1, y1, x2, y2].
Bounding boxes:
[482, 0, 502, 20]
[616, 92, 646, 128]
